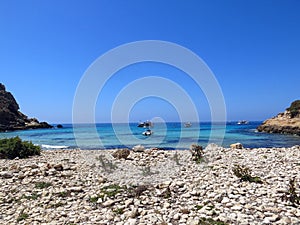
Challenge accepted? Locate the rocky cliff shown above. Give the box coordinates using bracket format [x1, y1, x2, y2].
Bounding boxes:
[257, 100, 300, 136]
[0, 83, 53, 131]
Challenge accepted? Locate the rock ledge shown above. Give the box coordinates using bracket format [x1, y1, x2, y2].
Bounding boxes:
[257, 100, 300, 135]
[0, 83, 53, 131]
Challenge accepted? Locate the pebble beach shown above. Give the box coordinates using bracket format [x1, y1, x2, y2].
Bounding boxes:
[1, 145, 300, 225]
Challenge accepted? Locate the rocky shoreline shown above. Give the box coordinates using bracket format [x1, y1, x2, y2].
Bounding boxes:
[257, 100, 300, 136]
[1, 145, 300, 225]
[0, 83, 52, 132]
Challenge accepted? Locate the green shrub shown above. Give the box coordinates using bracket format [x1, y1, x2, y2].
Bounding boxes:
[198, 217, 228, 225]
[286, 100, 300, 118]
[35, 181, 52, 189]
[101, 184, 122, 197]
[17, 211, 29, 222]
[190, 144, 204, 163]
[281, 178, 300, 207]
[0, 136, 40, 159]
[232, 165, 262, 183]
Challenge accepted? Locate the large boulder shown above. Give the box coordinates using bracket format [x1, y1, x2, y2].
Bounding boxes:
[0, 83, 53, 131]
[230, 143, 243, 149]
[257, 100, 300, 136]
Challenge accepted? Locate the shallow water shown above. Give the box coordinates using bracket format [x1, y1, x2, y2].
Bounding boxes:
[0, 122, 299, 149]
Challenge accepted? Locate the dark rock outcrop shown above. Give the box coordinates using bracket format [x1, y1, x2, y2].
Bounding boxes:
[0, 83, 53, 131]
[257, 100, 300, 136]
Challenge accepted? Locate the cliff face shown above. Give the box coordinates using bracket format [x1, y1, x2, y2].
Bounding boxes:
[0, 83, 53, 131]
[257, 100, 300, 136]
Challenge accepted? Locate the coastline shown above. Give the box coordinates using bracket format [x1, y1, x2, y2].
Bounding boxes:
[1, 145, 300, 225]
[1, 122, 300, 150]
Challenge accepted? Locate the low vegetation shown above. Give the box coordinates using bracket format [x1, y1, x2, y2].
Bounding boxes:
[281, 178, 300, 207]
[17, 211, 29, 222]
[190, 144, 205, 163]
[0, 136, 40, 159]
[35, 181, 52, 189]
[22, 192, 40, 200]
[101, 184, 123, 197]
[96, 155, 118, 172]
[113, 208, 124, 215]
[232, 165, 262, 184]
[286, 100, 300, 118]
[198, 217, 229, 225]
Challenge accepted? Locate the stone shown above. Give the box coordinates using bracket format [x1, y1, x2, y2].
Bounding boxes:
[124, 199, 133, 207]
[230, 143, 243, 149]
[0, 171, 13, 178]
[126, 218, 137, 225]
[221, 197, 230, 204]
[112, 149, 130, 159]
[132, 145, 145, 152]
[68, 187, 83, 192]
[173, 213, 180, 220]
[231, 204, 243, 211]
[129, 208, 139, 218]
[54, 164, 63, 171]
[103, 199, 115, 207]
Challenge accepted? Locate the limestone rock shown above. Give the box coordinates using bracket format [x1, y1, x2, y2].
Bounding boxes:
[0, 171, 13, 178]
[257, 100, 300, 136]
[230, 143, 243, 149]
[132, 145, 145, 152]
[112, 149, 130, 159]
[0, 83, 53, 131]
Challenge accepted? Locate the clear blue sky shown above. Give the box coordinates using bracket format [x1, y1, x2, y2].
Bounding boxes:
[0, 0, 299, 123]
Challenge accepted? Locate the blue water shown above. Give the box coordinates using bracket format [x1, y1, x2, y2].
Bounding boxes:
[0, 122, 299, 149]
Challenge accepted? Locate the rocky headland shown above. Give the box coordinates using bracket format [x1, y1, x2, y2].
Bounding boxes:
[0, 83, 52, 131]
[257, 100, 300, 136]
[1, 145, 300, 225]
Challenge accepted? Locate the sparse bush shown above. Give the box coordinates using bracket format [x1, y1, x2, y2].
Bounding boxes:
[198, 217, 228, 225]
[113, 208, 124, 215]
[22, 192, 40, 200]
[190, 144, 204, 163]
[134, 185, 148, 197]
[89, 194, 104, 203]
[56, 191, 71, 198]
[172, 151, 181, 166]
[286, 100, 300, 118]
[281, 178, 300, 207]
[232, 165, 262, 183]
[17, 211, 29, 222]
[0, 136, 40, 159]
[141, 166, 158, 176]
[35, 181, 52, 189]
[101, 184, 122, 197]
[96, 155, 118, 172]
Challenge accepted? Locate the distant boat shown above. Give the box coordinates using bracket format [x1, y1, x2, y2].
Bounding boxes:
[137, 120, 153, 128]
[237, 120, 249, 125]
[184, 122, 192, 127]
[142, 129, 153, 136]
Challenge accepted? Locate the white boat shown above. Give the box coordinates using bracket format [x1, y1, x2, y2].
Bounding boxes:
[184, 122, 192, 127]
[142, 129, 153, 136]
[237, 120, 249, 125]
[138, 120, 153, 128]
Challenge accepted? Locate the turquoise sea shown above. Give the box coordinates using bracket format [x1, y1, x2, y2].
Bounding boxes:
[0, 122, 299, 150]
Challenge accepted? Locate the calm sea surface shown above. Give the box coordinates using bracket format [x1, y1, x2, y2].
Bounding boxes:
[0, 122, 299, 150]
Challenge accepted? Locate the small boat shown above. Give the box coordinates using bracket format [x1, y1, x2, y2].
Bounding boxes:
[237, 120, 249, 125]
[184, 122, 192, 127]
[138, 120, 153, 128]
[142, 129, 153, 136]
